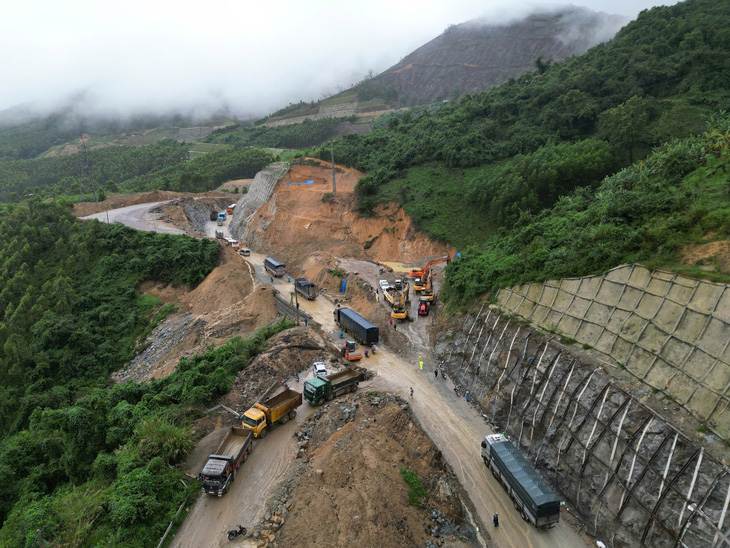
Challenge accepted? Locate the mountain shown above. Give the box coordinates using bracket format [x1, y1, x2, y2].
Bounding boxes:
[365, 7, 627, 106]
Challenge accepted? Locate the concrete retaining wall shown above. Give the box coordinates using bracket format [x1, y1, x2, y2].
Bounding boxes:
[229, 162, 290, 242]
[496, 265, 730, 439]
[438, 313, 730, 547]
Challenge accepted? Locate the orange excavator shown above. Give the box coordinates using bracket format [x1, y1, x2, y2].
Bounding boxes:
[413, 255, 451, 292]
[409, 255, 451, 280]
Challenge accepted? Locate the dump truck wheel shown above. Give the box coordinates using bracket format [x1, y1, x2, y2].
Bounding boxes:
[242, 451, 248, 463]
[289, 410, 297, 420]
[281, 415, 289, 425]
[259, 428, 267, 439]
[352, 384, 358, 392]
[326, 393, 334, 401]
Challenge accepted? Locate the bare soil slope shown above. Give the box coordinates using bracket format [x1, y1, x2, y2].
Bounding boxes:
[245, 160, 455, 278]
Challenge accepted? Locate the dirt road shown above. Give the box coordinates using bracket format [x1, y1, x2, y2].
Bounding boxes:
[80, 201, 185, 235]
[243, 253, 588, 548]
[105, 209, 589, 548]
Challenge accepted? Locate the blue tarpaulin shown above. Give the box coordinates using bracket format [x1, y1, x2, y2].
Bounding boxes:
[282, 180, 315, 186]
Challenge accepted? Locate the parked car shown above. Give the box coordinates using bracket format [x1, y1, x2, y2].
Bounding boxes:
[312, 361, 328, 377]
[238, 248, 251, 257]
[379, 280, 389, 291]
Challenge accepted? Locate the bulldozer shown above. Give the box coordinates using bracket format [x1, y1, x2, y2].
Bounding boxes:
[391, 282, 411, 321]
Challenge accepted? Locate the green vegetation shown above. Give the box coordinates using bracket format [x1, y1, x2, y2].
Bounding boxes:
[442, 113, 730, 302]
[0, 141, 275, 202]
[400, 467, 428, 509]
[205, 116, 350, 149]
[0, 201, 295, 544]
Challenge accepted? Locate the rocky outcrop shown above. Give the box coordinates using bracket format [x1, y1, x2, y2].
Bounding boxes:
[438, 309, 730, 548]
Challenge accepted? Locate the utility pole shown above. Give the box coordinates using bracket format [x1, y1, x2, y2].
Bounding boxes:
[330, 140, 336, 194]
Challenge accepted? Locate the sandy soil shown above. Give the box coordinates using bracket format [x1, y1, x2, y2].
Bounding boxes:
[680, 238, 730, 273]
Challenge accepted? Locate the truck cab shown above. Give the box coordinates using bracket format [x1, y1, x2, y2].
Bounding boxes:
[303, 376, 328, 405]
[199, 457, 233, 496]
[242, 408, 267, 437]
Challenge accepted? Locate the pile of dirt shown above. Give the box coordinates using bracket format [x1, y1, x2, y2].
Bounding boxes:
[116, 246, 280, 382]
[256, 393, 477, 548]
[72, 190, 228, 217]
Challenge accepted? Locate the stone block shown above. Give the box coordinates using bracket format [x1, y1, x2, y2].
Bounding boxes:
[560, 277, 581, 294]
[698, 318, 730, 357]
[567, 296, 591, 318]
[709, 400, 730, 438]
[674, 309, 709, 343]
[577, 276, 601, 299]
[637, 323, 668, 354]
[653, 299, 685, 333]
[605, 264, 632, 283]
[626, 346, 655, 378]
[526, 283, 543, 302]
[683, 348, 714, 382]
[496, 289, 510, 307]
[543, 309, 563, 332]
[715, 288, 730, 323]
[620, 314, 647, 343]
[646, 277, 672, 297]
[644, 359, 676, 389]
[659, 337, 693, 366]
[594, 280, 623, 307]
[653, 270, 676, 281]
[539, 285, 558, 307]
[516, 298, 535, 318]
[666, 372, 695, 404]
[606, 308, 631, 333]
[686, 386, 720, 421]
[585, 301, 612, 324]
[505, 291, 523, 311]
[705, 362, 730, 393]
[576, 321, 603, 347]
[552, 290, 574, 313]
[529, 305, 550, 325]
[666, 282, 695, 306]
[595, 331, 618, 355]
[689, 282, 725, 314]
[628, 266, 652, 289]
[635, 293, 663, 320]
[515, 283, 530, 295]
[611, 336, 634, 364]
[618, 286, 643, 311]
[556, 315, 581, 338]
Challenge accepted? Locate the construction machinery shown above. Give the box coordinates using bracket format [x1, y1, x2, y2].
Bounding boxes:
[421, 271, 436, 302]
[341, 340, 362, 361]
[391, 282, 411, 320]
[383, 286, 400, 307]
[409, 255, 451, 280]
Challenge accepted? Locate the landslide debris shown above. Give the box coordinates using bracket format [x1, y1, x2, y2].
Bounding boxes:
[250, 392, 479, 548]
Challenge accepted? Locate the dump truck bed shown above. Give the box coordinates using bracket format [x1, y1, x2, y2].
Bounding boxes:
[215, 427, 251, 458]
[256, 388, 302, 424]
[326, 369, 363, 388]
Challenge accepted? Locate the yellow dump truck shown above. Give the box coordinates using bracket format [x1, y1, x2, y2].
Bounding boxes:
[242, 388, 302, 439]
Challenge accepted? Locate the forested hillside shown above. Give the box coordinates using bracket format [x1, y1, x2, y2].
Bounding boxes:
[0, 142, 275, 202]
[308, 0, 730, 294]
[0, 202, 293, 545]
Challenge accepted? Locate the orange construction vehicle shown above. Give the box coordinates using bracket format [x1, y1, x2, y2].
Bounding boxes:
[341, 340, 363, 361]
[409, 255, 451, 280]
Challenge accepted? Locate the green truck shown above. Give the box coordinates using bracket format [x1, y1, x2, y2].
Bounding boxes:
[303, 368, 364, 405]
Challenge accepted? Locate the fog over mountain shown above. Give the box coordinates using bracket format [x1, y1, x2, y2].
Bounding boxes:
[0, 0, 679, 122]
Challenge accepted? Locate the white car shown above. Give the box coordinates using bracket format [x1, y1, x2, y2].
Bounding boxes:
[379, 280, 389, 291]
[312, 362, 328, 377]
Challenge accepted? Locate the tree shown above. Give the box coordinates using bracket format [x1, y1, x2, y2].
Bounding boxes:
[598, 95, 652, 163]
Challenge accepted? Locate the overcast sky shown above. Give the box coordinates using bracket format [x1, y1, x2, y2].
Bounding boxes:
[0, 0, 680, 120]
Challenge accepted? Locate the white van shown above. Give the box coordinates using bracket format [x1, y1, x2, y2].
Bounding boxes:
[312, 362, 328, 378]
